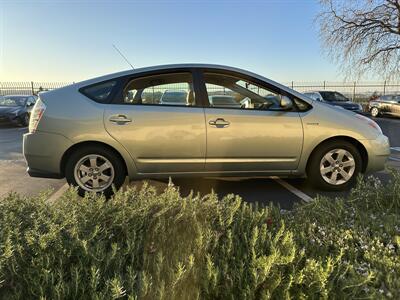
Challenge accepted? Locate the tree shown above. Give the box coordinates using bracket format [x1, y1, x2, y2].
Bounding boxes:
[318, 0, 400, 79]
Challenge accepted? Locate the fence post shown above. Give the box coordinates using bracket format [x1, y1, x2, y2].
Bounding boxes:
[291, 81, 294, 89]
[352, 81, 356, 101]
[323, 81, 326, 90]
[383, 80, 386, 95]
[30, 81, 34, 95]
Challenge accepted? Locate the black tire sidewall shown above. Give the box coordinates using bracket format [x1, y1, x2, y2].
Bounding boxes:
[65, 146, 126, 198]
[307, 141, 362, 191]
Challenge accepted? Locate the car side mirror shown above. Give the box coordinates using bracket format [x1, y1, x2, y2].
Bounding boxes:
[279, 95, 293, 110]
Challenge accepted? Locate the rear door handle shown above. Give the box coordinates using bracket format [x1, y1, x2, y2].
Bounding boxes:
[109, 114, 132, 124]
[209, 118, 230, 127]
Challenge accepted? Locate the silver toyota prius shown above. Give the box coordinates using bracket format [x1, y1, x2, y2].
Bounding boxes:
[23, 64, 390, 197]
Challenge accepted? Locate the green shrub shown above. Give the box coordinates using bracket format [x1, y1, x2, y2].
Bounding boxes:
[0, 174, 399, 299]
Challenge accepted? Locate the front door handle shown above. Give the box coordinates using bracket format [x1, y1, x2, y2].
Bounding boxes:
[109, 114, 132, 124]
[209, 118, 230, 127]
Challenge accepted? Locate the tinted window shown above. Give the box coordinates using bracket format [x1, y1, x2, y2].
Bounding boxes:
[204, 73, 290, 111]
[81, 80, 117, 103]
[320, 91, 348, 102]
[123, 73, 196, 106]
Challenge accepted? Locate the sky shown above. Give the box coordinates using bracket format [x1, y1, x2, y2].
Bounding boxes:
[0, 0, 348, 83]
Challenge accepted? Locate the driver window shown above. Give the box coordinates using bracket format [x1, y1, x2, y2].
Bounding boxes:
[204, 73, 284, 110]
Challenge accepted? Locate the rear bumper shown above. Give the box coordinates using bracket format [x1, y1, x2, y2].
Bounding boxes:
[23, 131, 72, 178]
[27, 167, 64, 179]
[361, 134, 390, 173]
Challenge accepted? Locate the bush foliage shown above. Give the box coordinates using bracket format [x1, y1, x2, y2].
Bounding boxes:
[0, 174, 399, 299]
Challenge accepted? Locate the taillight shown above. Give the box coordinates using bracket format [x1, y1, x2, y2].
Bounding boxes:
[29, 98, 46, 133]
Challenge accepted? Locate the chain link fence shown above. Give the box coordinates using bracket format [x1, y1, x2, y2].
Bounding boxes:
[1, 81, 400, 103]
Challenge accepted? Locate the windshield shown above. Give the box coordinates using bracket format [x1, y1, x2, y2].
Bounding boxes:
[0, 96, 27, 106]
[161, 91, 187, 103]
[320, 92, 348, 102]
[210, 96, 237, 105]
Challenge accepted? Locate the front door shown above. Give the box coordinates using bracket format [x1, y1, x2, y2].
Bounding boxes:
[201, 72, 303, 172]
[104, 72, 206, 174]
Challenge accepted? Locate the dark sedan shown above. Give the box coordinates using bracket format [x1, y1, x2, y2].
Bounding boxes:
[0, 95, 37, 126]
[368, 95, 400, 118]
[304, 91, 363, 112]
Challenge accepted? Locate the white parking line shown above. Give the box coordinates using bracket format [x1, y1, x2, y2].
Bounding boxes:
[391, 147, 400, 152]
[271, 176, 313, 203]
[389, 157, 400, 162]
[47, 183, 69, 204]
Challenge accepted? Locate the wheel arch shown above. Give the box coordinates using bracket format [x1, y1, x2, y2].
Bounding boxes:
[60, 141, 129, 177]
[306, 136, 368, 174]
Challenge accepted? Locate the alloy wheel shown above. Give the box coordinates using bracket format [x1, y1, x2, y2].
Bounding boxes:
[371, 107, 379, 117]
[319, 149, 356, 185]
[73, 154, 115, 192]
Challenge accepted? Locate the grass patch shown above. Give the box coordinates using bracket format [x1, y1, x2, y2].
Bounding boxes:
[0, 174, 399, 299]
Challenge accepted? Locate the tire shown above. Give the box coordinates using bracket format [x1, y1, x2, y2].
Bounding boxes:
[65, 146, 126, 198]
[370, 107, 380, 117]
[20, 113, 30, 127]
[307, 141, 362, 191]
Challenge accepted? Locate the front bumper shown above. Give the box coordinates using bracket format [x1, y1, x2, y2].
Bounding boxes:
[23, 131, 73, 178]
[361, 134, 390, 173]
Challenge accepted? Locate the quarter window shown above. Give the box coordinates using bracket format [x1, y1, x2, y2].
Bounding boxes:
[204, 73, 290, 111]
[81, 80, 117, 103]
[123, 73, 196, 106]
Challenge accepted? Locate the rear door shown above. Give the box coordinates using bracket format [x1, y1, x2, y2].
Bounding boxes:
[200, 71, 304, 172]
[103, 71, 206, 174]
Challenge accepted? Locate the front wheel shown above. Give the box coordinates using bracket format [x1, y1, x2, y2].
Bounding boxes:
[65, 146, 126, 198]
[370, 107, 380, 117]
[307, 141, 362, 191]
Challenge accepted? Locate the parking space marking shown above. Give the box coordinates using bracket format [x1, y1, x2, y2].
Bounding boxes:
[271, 177, 313, 203]
[389, 156, 400, 162]
[47, 183, 69, 204]
[391, 147, 400, 152]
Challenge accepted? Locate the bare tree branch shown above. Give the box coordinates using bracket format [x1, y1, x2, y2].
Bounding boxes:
[318, 0, 400, 79]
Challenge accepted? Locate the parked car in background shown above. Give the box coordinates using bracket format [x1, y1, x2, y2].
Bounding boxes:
[160, 90, 191, 105]
[368, 95, 400, 118]
[0, 95, 37, 126]
[23, 64, 389, 197]
[209, 95, 241, 108]
[304, 91, 363, 112]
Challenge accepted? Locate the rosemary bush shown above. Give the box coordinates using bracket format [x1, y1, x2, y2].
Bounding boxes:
[0, 174, 399, 299]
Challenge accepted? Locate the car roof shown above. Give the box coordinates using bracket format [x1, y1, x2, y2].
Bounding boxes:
[49, 63, 313, 105]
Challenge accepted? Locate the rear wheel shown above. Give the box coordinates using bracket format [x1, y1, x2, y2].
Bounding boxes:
[370, 107, 380, 117]
[20, 113, 30, 127]
[307, 141, 362, 191]
[65, 146, 126, 198]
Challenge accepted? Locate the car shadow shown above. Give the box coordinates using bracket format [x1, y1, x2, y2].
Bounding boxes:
[129, 177, 301, 210]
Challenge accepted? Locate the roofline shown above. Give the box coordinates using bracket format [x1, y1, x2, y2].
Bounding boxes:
[63, 63, 313, 104]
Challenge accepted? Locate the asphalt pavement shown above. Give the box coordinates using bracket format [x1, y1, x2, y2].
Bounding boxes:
[0, 115, 399, 208]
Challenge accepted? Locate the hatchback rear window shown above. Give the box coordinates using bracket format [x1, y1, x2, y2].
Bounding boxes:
[80, 80, 117, 103]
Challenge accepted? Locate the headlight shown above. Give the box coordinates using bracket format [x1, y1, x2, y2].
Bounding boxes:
[355, 114, 382, 134]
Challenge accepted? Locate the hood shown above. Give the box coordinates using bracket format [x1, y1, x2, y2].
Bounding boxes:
[328, 101, 360, 110]
[0, 106, 25, 115]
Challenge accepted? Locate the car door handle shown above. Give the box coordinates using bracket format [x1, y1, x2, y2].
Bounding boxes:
[209, 118, 230, 127]
[109, 114, 132, 124]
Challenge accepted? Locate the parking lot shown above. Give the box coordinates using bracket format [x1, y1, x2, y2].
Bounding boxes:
[1, 115, 399, 209]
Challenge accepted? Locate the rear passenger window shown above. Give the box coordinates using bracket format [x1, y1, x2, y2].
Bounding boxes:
[81, 80, 117, 103]
[123, 73, 196, 106]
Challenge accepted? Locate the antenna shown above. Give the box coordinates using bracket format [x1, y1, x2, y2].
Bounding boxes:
[112, 44, 134, 69]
